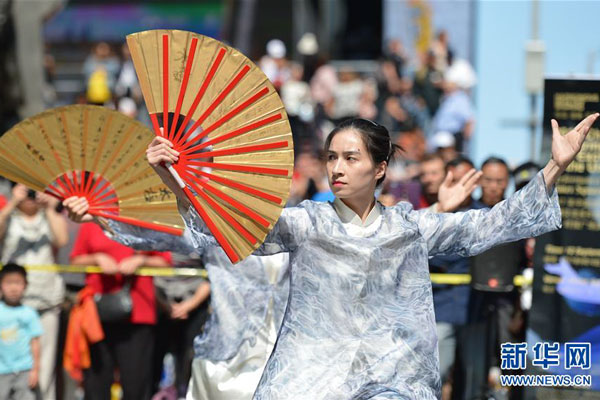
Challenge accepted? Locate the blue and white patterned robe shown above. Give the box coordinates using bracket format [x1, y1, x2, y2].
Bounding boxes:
[181, 171, 561, 399]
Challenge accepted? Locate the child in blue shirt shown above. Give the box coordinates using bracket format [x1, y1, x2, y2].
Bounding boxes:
[0, 263, 43, 400]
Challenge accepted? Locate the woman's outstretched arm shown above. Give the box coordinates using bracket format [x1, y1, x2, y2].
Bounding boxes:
[413, 170, 560, 257]
[413, 113, 599, 258]
[62, 196, 211, 254]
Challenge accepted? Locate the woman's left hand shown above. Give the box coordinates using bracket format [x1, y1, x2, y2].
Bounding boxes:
[551, 113, 599, 171]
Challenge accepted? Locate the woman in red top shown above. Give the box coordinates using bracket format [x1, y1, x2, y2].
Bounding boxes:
[70, 222, 171, 400]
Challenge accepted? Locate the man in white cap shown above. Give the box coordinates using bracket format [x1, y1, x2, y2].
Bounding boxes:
[430, 131, 458, 163]
[259, 39, 290, 91]
[117, 97, 138, 119]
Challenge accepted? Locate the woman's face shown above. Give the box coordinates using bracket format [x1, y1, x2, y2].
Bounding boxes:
[326, 129, 385, 201]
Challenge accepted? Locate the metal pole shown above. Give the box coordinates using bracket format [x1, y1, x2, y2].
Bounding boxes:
[531, 0, 539, 161]
[293, 0, 307, 62]
[532, 0, 539, 40]
[233, 0, 257, 56]
[530, 94, 537, 161]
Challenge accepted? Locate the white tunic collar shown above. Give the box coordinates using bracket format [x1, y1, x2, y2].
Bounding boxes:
[333, 197, 382, 228]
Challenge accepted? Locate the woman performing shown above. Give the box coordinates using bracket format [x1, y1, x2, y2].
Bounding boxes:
[63, 133, 475, 399]
[138, 113, 597, 399]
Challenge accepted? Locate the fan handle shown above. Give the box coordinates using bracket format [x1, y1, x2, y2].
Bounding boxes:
[167, 163, 186, 188]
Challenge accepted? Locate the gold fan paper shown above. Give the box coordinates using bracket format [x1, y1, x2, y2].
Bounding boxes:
[127, 29, 294, 263]
[0, 105, 184, 235]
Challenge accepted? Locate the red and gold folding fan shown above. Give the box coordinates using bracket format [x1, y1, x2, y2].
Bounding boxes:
[0, 105, 183, 235]
[127, 29, 294, 263]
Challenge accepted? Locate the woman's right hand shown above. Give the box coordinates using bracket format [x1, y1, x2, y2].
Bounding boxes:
[146, 131, 191, 209]
[63, 196, 94, 223]
[146, 135, 179, 168]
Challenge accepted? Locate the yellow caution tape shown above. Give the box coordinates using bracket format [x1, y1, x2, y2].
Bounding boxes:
[430, 273, 535, 287]
[0, 264, 208, 279]
[1, 265, 541, 286]
[429, 273, 472, 285]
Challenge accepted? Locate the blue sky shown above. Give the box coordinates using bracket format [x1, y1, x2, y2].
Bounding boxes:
[473, 1, 600, 168]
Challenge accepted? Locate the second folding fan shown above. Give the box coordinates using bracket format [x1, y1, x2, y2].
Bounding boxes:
[0, 105, 184, 235]
[127, 29, 294, 263]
